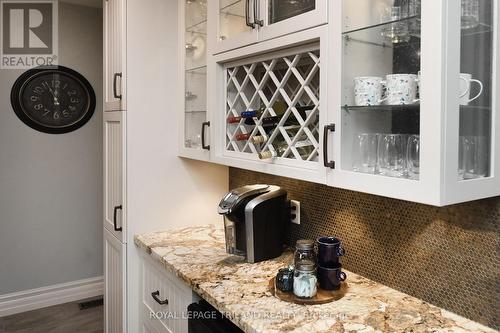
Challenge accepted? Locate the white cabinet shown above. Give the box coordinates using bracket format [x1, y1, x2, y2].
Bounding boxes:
[104, 0, 126, 111]
[104, 229, 126, 333]
[209, 0, 328, 54]
[103, 111, 126, 242]
[139, 253, 197, 333]
[210, 26, 329, 184]
[179, 0, 211, 161]
[325, 0, 500, 205]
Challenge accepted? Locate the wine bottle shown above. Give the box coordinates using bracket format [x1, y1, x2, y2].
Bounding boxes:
[251, 135, 268, 144]
[235, 133, 251, 141]
[258, 139, 314, 159]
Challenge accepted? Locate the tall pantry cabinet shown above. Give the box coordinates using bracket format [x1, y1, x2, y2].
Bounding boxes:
[102, 0, 229, 332]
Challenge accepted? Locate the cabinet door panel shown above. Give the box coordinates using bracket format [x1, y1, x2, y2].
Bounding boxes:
[209, 0, 259, 54]
[104, 229, 126, 333]
[104, 0, 126, 111]
[104, 112, 125, 241]
[258, 0, 328, 42]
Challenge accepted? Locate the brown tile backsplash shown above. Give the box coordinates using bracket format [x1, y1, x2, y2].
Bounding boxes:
[229, 167, 500, 330]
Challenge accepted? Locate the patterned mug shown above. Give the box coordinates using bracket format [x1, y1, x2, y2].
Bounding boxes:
[384, 74, 420, 105]
[354, 77, 385, 106]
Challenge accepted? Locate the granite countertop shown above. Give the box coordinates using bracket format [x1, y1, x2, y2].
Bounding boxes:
[134, 224, 497, 333]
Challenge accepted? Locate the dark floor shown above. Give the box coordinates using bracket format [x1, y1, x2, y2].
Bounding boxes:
[0, 298, 103, 333]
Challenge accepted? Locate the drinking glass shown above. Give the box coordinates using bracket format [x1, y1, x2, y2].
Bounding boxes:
[378, 134, 407, 177]
[352, 133, 379, 174]
[381, 6, 410, 44]
[461, 0, 480, 29]
[406, 135, 420, 180]
[459, 136, 488, 179]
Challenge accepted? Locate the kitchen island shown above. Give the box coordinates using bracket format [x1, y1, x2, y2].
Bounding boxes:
[135, 224, 497, 333]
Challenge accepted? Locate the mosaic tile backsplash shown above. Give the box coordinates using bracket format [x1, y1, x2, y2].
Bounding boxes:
[229, 167, 500, 329]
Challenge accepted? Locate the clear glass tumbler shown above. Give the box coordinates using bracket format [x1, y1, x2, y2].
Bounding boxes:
[461, 0, 480, 29]
[406, 135, 420, 180]
[460, 136, 488, 179]
[378, 134, 407, 178]
[381, 6, 411, 44]
[352, 133, 379, 174]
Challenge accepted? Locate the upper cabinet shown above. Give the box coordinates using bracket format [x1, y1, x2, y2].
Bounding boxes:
[179, 0, 211, 160]
[327, 0, 500, 205]
[104, 0, 126, 111]
[209, 0, 328, 54]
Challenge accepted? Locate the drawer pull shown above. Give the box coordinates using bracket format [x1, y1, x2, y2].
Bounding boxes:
[151, 291, 168, 305]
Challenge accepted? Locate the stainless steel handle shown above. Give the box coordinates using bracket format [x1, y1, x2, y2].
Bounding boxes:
[245, 0, 255, 28]
[253, 0, 263, 27]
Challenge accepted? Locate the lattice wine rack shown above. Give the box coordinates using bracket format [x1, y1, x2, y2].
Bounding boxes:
[225, 46, 320, 163]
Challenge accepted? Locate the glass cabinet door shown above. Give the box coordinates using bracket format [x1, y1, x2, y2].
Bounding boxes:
[457, 0, 494, 181]
[339, 0, 422, 180]
[184, 0, 208, 152]
[267, 0, 316, 24]
[258, 0, 328, 42]
[213, 0, 259, 53]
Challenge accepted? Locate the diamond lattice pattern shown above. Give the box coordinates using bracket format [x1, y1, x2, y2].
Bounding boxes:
[225, 48, 320, 162]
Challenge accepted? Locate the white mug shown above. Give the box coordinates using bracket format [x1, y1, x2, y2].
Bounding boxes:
[385, 74, 419, 105]
[354, 77, 385, 106]
[459, 73, 483, 106]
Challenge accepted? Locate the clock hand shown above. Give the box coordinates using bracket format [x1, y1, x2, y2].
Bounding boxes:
[44, 83, 60, 106]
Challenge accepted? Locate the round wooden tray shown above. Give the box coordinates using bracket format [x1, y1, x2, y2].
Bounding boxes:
[268, 277, 348, 305]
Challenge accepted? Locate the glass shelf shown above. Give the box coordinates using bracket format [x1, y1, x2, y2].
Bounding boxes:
[343, 104, 420, 113]
[220, 0, 245, 18]
[185, 110, 207, 114]
[186, 19, 207, 34]
[185, 65, 207, 74]
[343, 16, 419, 35]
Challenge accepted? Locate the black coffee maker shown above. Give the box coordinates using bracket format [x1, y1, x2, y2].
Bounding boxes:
[217, 184, 288, 263]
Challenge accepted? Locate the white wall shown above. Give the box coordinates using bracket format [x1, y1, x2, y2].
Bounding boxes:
[124, 0, 228, 331]
[0, 3, 103, 294]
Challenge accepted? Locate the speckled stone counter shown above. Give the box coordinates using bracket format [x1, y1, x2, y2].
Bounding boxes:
[134, 224, 497, 333]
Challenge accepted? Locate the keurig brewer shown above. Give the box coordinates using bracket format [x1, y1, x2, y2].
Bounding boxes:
[217, 185, 288, 263]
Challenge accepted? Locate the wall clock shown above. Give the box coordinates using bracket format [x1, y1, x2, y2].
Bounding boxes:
[11, 65, 96, 134]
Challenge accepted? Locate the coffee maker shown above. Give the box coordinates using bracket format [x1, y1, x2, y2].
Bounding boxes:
[217, 185, 288, 263]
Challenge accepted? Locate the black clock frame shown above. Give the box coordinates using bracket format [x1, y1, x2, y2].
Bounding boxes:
[11, 65, 96, 134]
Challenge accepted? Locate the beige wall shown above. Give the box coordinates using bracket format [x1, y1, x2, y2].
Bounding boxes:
[0, 3, 103, 294]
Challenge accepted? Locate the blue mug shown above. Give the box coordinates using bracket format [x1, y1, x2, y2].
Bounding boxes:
[317, 263, 347, 290]
[316, 237, 345, 266]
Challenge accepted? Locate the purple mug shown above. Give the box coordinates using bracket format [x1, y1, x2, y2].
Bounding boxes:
[317, 263, 347, 290]
[316, 237, 345, 266]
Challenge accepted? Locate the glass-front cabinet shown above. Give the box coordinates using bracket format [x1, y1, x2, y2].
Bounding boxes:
[327, 0, 500, 205]
[209, 0, 328, 54]
[179, 0, 211, 160]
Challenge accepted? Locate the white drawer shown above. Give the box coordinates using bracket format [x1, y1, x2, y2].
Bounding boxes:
[141, 255, 194, 333]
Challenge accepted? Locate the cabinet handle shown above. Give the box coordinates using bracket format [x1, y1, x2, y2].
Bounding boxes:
[113, 205, 123, 231]
[323, 124, 335, 169]
[151, 291, 168, 305]
[113, 73, 122, 99]
[245, 0, 255, 28]
[253, 0, 263, 27]
[201, 121, 210, 150]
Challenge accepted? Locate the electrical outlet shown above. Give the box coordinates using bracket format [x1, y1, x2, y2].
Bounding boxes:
[290, 200, 300, 225]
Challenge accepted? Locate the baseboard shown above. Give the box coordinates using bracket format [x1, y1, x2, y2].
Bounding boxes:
[0, 276, 103, 317]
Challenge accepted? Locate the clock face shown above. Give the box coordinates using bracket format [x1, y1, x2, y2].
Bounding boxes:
[11, 66, 96, 134]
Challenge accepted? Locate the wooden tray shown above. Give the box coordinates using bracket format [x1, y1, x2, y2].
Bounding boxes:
[268, 277, 348, 305]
